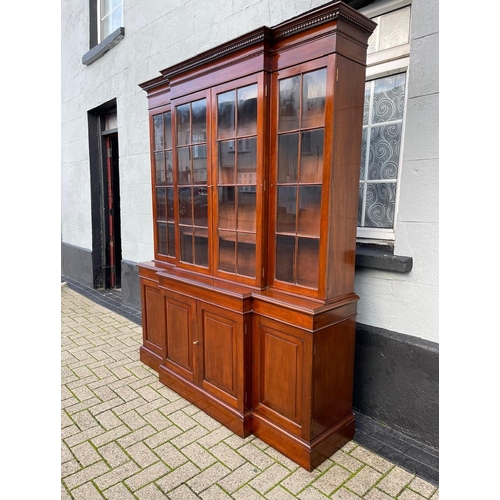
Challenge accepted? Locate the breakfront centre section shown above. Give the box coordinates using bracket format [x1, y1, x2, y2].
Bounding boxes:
[138, 1, 376, 471]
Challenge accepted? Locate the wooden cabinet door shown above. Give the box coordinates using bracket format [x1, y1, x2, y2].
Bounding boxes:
[141, 280, 165, 361]
[164, 290, 197, 384]
[198, 301, 245, 411]
[252, 315, 312, 438]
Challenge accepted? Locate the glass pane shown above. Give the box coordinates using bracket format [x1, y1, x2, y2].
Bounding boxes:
[298, 186, 321, 237]
[237, 233, 256, 278]
[194, 228, 209, 267]
[176, 104, 190, 145]
[154, 152, 165, 185]
[363, 82, 372, 126]
[364, 182, 396, 228]
[299, 130, 324, 183]
[372, 74, 406, 124]
[237, 84, 257, 136]
[302, 68, 327, 129]
[218, 187, 236, 230]
[111, 0, 122, 11]
[279, 76, 300, 131]
[164, 111, 172, 150]
[368, 123, 402, 181]
[179, 187, 193, 225]
[157, 222, 167, 255]
[218, 91, 236, 139]
[177, 147, 191, 185]
[101, 0, 112, 16]
[297, 238, 319, 288]
[180, 227, 193, 263]
[219, 140, 235, 184]
[278, 133, 299, 183]
[192, 147, 207, 184]
[237, 137, 256, 181]
[360, 128, 368, 181]
[111, 7, 122, 32]
[219, 230, 236, 273]
[237, 188, 256, 232]
[193, 187, 208, 227]
[156, 188, 166, 221]
[191, 99, 206, 144]
[368, 7, 410, 54]
[165, 151, 173, 185]
[357, 184, 364, 226]
[153, 115, 164, 151]
[167, 223, 175, 256]
[276, 235, 295, 283]
[101, 15, 113, 39]
[166, 188, 175, 222]
[277, 186, 297, 233]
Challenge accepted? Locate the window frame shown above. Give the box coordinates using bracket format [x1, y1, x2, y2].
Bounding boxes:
[97, 0, 124, 44]
[356, 0, 412, 242]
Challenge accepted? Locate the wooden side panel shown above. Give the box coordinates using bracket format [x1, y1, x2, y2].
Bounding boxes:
[199, 302, 244, 410]
[164, 291, 196, 383]
[144, 284, 164, 350]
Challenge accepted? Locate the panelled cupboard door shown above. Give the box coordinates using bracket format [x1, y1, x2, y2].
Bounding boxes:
[198, 301, 246, 411]
[252, 315, 313, 438]
[141, 280, 165, 360]
[163, 290, 197, 384]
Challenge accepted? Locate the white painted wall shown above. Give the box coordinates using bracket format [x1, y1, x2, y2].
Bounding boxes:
[61, 0, 438, 342]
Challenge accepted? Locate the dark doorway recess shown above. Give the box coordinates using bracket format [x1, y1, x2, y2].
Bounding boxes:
[88, 99, 122, 289]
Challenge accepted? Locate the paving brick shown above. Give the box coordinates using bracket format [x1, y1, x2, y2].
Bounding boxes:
[91, 425, 131, 447]
[330, 487, 363, 499]
[344, 466, 382, 497]
[237, 443, 275, 471]
[95, 410, 123, 430]
[156, 461, 201, 493]
[297, 486, 329, 499]
[398, 489, 427, 499]
[168, 483, 205, 499]
[126, 441, 160, 468]
[350, 447, 393, 474]
[62, 458, 82, 478]
[158, 398, 191, 416]
[63, 460, 110, 490]
[71, 481, 106, 499]
[430, 489, 439, 499]
[98, 442, 130, 468]
[117, 424, 157, 448]
[267, 485, 300, 499]
[135, 482, 172, 500]
[364, 488, 394, 500]
[311, 465, 351, 496]
[119, 409, 149, 430]
[233, 485, 267, 499]
[124, 461, 170, 491]
[145, 426, 183, 448]
[264, 447, 300, 471]
[377, 466, 415, 497]
[72, 441, 102, 467]
[142, 408, 172, 431]
[249, 463, 290, 494]
[102, 482, 137, 500]
[331, 450, 364, 473]
[182, 442, 217, 469]
[94, 460, 142, 490]
[210, 442, 246, 470]
[409, 476, 438, 498]
[196, 426, 234, 448]
[89, 397, 126, 417]
[65, 426, 106, 448]
[70, 410, 101, 431]
[168, 409, 198, 431]
[191, 410, 223, 431]
[199, 484, 234, 499]
[187, 461, 231, 493]
[61, 441, 74, 463]
[280, 466, 321, 495]
[217, 462, 261, 493]
[170, 425, 209, 448]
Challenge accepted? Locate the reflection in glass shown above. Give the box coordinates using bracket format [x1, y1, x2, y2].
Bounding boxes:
[155, 152, 165, 186]
[218, 91, 236, 139]
[165, 151, 173, 185]
[191, 99, 206, 143]
[153, 114, 164, 151]
[192, 151, 207, 184]
[297, 238, 319, 288]
[237, 84, 257, 136]
[194, 228, 209, 267]
[279, 76, 300, 131]
[178, 187, 193, 225]
[176, 104, 190, 146]
[219, 230, 236, 273]
[156, 188, 166, 221]
[218, 141, 235, 184]
[177, 147, 191, 185]
[166, 188, 174, 222]
[277, 186, 297, 233]
[193, 187, 208, 227]
[157, 222, 167, 255]
[218, 187, 236, 230]
[237, 235, 256, 278]
[278, 133, 299, 183]
[302, 68, 327, 129]
[299, 130, 324, 183]
[276, 235, 295, 283]
[298, 186, 321, 236]
[164, 111, 172, 150]
[180, 228, 193, 263]
[237, 137, 256, 177]
[237, 189, 256, 232]
[167, 223, 175, 257]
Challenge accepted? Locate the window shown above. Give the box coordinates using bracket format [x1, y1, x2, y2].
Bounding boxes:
[98, 0, 123, 42]
[357, 0, 411, 241]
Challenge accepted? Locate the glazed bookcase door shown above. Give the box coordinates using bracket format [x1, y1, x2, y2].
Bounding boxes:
[172, 90, 212, 273]
[269, 58, 333, 298]
[212, 74, 267, 287]
[151, 105, 176, 261]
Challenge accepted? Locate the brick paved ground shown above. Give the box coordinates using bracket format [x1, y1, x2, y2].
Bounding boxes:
[61, 284, 439, 499]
